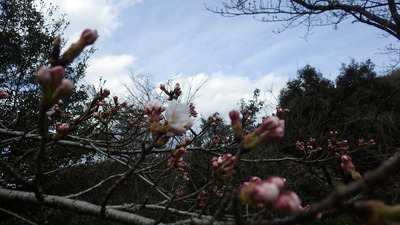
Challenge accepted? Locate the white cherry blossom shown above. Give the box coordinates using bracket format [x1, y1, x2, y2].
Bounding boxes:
[165, 99, 193, 135]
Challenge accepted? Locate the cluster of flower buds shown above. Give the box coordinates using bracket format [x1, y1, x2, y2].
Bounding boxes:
[126, 111, 147, 128]
[175, 172, 190, 196]
[97, 88, 110, 102]
[38, 29, 97, 107]
[328, 131, 350, 154]
[274, 106, 290, 117]
[159, 83, 182, 100]
[207, 115, 223, 126]
[240, 109, 254, 126]
[358, 139, 376, 149]
[354, 200, 400, 225]
[144, 99, 168, 138]
[212, 185, 226, 198]
[239, 176, 302, 214]
[295, 138, 322, 153]
[46, 100, 72, 119]
[341, 155, 362, 180]
[189, 102, 198, 117]
[87, 88, 111, 112]
[211, 154, 235, 181]
[167, 147, 189, 171]
[36, 65, 74, 107]
[211, 134, 230, 144]
[196, 190, 207, 208]
[175, 185, 185, 196]
[182, 172, 189, 182]
[93, 88, 111, 106]
[167, 139, 191, 170]
[53, 122, 70, 139]
[144, 99, 164, 124]
[93, 112, 106, 125]
[105, 99, 126, 120]
[240, 115, 285, 151]
[0, 89, 9, 99]
[177, 138, 191, 149]
[92, 94, 127, 125]
[167, 156, 188, 171]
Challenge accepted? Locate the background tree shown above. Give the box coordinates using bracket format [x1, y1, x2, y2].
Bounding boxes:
[0, 0, 93, 198]
[279, 64, 335, 146]
[276, 60, 400, 214]
[0, 0, 93, 128]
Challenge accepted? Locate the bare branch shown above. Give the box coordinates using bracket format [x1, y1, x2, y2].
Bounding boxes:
[0, 188, 156, 225]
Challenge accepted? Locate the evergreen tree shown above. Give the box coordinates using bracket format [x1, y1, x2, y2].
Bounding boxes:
[0, 0, 92, 180]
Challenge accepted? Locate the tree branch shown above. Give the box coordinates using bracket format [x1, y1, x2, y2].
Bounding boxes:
[0, 188, 156, 225]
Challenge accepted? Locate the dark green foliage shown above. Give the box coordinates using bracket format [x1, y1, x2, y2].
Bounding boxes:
[279, 64, 335, 146]
[275, 59, 400, 216]
[0, 0, 91, 130]
[0, 0, 93, 195]
[279, 59, 400, 151]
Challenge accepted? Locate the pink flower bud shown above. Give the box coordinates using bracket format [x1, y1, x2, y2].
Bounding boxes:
[145, 99, 164, 115]
[58, 79, 74, 95]
[183, 172, 189, 181]
[256, 118, 285, 141]
[212, 154, 235, 181]
[176, 160, 188, 171]
[50, 66, 65, 84]
[260, 125, 285, 140]
[199, 190, 206, 196]
[250, 181, 280, 203]
[258, 116, 280, 132]
[0, 89, 9, 99]
[341, 155, 354, 171]
[173, 147, 187, 157]
[229, 110, 240, 125]
[79, 29, 98, 46]
[159, 83, 166, 90]
[266, 176, 287, 190]
[167, 157, 174, 167]
[274, 191, 302, 214]
[249, 176, 261, 183]
[295, 141, 305, 151]
[212, 157, 218, 168]
[103, 88, 110, 96]
[36, 66, 51, 86]
[56, 123, 70, 133]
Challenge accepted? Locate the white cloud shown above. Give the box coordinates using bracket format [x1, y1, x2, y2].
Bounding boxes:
[41, 0, 142, 43]
[169, 72, 287, 121]
[83, 54, 137, 97]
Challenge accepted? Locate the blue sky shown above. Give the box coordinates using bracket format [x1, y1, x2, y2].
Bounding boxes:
[42, 0, 397, 118]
